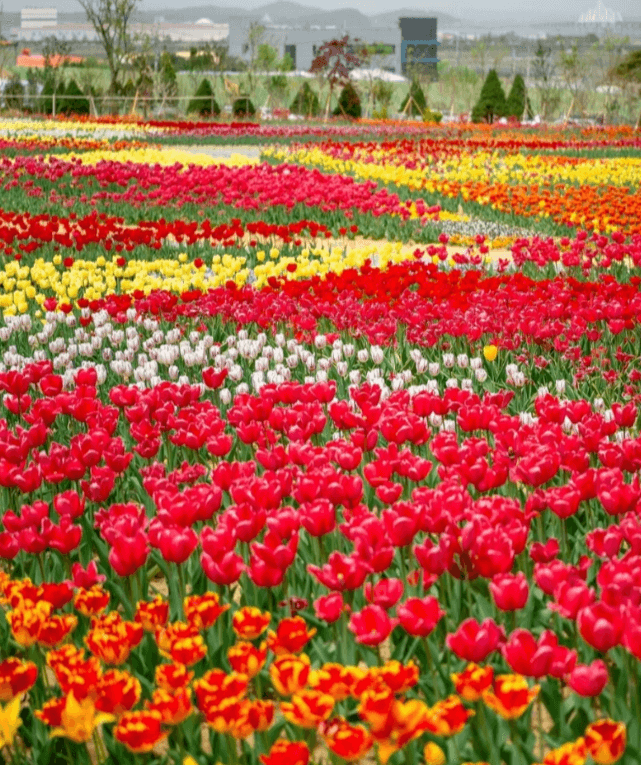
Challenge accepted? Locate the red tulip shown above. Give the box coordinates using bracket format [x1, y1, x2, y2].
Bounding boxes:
[364, 578, 404, 610]
[568, 660, 608, 697]
[348, 605, 397, 646]
[578, 601, 625, 653]
[446, 618, 505, 662]
[396, 596, 444, 637]
[313, 593, 346, 623]
[489, 572, 529, 612]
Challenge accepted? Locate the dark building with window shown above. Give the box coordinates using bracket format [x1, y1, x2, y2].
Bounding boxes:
[399, 17, 439, 79]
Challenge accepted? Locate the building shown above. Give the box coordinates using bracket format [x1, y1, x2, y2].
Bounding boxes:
[399, 17, 438, 78]
[227, 17, 438, 74]
[16, 51, 83, 66]
[10, 12, 228, 44]
[577, 1, 625, 36]
[20, 7, 57, 29]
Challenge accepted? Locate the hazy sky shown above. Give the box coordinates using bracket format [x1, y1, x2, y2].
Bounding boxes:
[2, 0, 637, 22]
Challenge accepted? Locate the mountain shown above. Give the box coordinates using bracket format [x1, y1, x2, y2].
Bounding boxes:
[370, 8, 460, 26]
[248, 3, 374, 28]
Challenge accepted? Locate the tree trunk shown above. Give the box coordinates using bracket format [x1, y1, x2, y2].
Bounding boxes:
[324, 86, 332, 122]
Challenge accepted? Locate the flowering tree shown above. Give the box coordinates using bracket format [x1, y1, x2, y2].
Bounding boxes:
[309, 35, 366, 120]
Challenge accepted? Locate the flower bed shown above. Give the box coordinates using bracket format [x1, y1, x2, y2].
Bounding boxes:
[0, 118, 637, 765]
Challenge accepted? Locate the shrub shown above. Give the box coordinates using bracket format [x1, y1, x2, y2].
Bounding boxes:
[471, 69, 506, 123]
[187, 79, 220, 117]
[289, 82, 320, 117]
[232, 97, 255, 117]
[505, 73, 526, 120]
[423, 108, 443, 123]
[39, 78, 57, 114]
[400, 78, 426, 117]
[333, 82, 361, 119]
[61, 79, 90, 115]
[3, 76, 25, 111]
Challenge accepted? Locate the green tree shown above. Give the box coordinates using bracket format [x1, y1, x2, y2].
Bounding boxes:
[505, 73, 526, 119]
[333, 81, 361, 119]
[266, 73, 289, 108]
[187, 78, 220, 116]
[289, 82, 320, 117]
[233, 96, 255, 117]
[3, 75, 25, 111]
[159, 51, 177, 95]
[471, 68, 506, 123]
[280, 52, 294, 72]
[60, 79, 90, 114]
[399, 78, 426, 117]
[372, 80, 393, 117]
[256, 42, 278, 71]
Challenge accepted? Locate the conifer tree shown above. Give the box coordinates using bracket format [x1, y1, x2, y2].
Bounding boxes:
[333, 81, 361, 118]
[471, 69, 506, 123]
[400, 78, 426, 117]
[187, 79, 220, 116]
[290, 82, 320, 117]
[505, 73, 526, 119]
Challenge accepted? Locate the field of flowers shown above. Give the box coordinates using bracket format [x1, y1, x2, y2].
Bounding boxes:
[0, 116, 638, 765]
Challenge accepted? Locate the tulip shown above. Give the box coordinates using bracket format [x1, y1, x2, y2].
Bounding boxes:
[568, 660, 609, 697]
[446, 618, 505, 662]
[314, 592, 346, 623]
[502, 629, 556, 679]
[260, 740, 310, 765]
[489, 572, 529, 611]
[577, 601, 624, 653]
[451, 663, 494, 702]
[0, 658, 38, 702]
[320, 717, 372, 762]
[266, 616, 316, 655]
[584, 719, 626, 764]
[50, 693, 115, 744]
[396, 596, 444, 637]
[114, 710, 168, 753]
[280, 689, 334, 727]
[348, 605, 398, 646]
[364, 578, 404, 610]
[482, 674, 539, 720]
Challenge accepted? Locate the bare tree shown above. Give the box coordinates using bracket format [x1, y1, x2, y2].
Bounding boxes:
[559, 42, 589, 119]
[244, 22, 265, 98]
[471, 39, 488, 77]
[594, 34, 629, 122]
[613, 49, 641, 127]
[77, 0, 139, 95]
[533, 41, 561, 121]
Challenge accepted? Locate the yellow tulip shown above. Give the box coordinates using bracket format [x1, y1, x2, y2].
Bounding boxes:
[483, 345, 498, 362]
[0, 696, 22, 748]
[51, 693, 115, 744]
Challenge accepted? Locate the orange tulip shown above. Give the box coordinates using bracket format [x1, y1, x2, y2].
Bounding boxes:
[269, 653, 310, 696]
[585, 719, 626, 764]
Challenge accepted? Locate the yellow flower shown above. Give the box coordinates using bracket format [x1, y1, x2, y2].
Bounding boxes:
[483, 345, 498, 362]
[51, 693, 115, 743]
[0, 696, 22, 747]
[424, 741, 446, 765]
